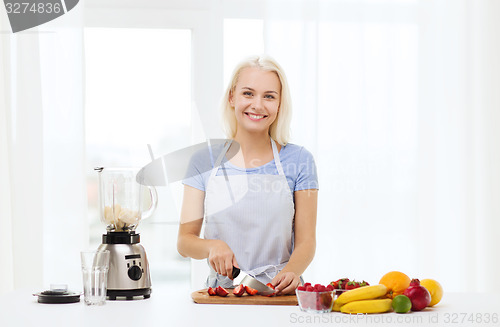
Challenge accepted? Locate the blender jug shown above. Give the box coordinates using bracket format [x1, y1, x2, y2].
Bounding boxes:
[95, 167, 158, 232]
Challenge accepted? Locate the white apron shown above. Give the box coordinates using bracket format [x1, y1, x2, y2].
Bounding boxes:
[204, 138, 295, 288]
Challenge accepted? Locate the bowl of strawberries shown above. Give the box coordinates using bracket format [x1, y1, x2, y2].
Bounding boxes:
[296, 283, 335, 313]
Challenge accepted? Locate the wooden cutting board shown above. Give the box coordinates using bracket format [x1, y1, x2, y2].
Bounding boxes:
[191, 289, 298, 306]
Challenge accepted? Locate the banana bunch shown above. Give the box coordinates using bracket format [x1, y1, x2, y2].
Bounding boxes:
[332, 284, 392, 314]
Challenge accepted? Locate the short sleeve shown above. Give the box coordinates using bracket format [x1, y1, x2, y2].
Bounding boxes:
[294, 147, 319, 191]
[182, 148, 212, 192]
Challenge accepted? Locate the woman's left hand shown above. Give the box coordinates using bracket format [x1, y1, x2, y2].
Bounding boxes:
[271, 271, 301, 295]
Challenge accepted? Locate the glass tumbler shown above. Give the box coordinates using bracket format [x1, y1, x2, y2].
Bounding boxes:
[81, 250, 110, 306]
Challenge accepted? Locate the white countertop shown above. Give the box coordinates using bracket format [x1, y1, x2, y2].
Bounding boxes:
[2, 283, 499, 327]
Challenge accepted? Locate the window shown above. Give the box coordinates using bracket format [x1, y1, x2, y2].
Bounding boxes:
[84, 27, 192, 282]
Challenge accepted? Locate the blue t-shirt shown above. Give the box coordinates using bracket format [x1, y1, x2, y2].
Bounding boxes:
[182, 142, 319, 196]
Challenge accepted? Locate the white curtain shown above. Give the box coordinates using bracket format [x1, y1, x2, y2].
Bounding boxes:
[263, 0, 500, 292]
[0, 13, 14, 294]
[0, 4, 86, 294]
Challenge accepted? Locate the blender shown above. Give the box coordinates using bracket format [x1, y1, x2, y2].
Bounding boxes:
[95, 167, 158, 300]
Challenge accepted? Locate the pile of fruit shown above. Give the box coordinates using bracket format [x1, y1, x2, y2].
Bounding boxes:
[378, 271, 443, 313]
[300, 271, 443, 314]
[332, 284, 392, 314]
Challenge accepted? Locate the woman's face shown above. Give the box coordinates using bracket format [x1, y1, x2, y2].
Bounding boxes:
[230, 67, 281, 136]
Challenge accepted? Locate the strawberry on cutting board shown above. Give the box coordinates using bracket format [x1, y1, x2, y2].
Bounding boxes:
[233, 284, 245, 297]
[244, 286, 258, 295]
[215, 286, 229, 297]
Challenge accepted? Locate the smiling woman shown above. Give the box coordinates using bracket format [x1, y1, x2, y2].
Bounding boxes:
[177, 55, 319, 295]
[222, 56, 293, 146]
[230, 68, 281, 141]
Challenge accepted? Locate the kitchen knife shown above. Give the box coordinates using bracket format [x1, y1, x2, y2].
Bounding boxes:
[232, 267, 240, 279]
[232, 268, 276, 296]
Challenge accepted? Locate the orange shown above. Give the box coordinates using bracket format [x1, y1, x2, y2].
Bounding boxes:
[379, 271, 411, 299]
[420, 279, 443, 306]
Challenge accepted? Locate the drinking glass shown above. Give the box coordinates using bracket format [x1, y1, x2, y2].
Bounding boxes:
[81, 250, 110, 306]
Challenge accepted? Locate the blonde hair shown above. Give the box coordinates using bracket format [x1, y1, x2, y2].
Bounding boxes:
[221, 55, 292, 145]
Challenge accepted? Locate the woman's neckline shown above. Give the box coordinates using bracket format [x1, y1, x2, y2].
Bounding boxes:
[223, 141, 285, 171]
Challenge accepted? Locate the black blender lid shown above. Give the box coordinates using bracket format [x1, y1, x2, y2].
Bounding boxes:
[34, 286, 81, 304]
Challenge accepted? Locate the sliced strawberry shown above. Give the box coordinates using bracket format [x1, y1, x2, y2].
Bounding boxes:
[264, 283, 277, 296]
[233, 284, 245, 297]
[207, 287, 217, 296]
[215, 286, 229, 297]
[244, 286, 258, 296]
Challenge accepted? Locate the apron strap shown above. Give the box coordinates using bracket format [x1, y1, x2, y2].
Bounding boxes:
[209, 140, 233, 179]
[270, 138, 285, 176]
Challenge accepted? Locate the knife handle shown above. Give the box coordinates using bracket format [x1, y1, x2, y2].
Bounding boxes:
[232, 267, 240, 279]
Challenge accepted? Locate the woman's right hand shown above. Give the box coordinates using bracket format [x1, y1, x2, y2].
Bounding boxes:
[208, 240, 239, 279]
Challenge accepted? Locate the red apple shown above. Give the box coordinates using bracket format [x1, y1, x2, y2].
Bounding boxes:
[403, 279, 431, 311]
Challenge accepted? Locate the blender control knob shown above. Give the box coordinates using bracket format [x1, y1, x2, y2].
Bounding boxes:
[128, 265, 142, 281]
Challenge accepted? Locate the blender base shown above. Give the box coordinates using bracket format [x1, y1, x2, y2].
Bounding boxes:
[107, 288, 152, 301]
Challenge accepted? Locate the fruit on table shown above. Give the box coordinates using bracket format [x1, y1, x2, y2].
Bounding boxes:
[335, 284, 388, 307]
[215, 286, 229, 297]
[330, 278, 370, 296]
[233, 284, 245, 297]
[392, 294, 412, 313]
[379, 271, 411, 299]
[340, 298, 393, 314]
[420, 279, 443, 306]
[344, 281, 358, 290]
[332, 300, 342, 312]
[345, 280, 369, 290]
[403, 279, 431, 311]
[330, 278, 350, 290]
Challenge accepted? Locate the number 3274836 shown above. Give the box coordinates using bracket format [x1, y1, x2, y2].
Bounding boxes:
[5, 2, 62, 14]
[443, 313, 498, 324]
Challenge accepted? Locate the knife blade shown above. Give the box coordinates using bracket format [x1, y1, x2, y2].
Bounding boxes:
[233, 270, 276, 296]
